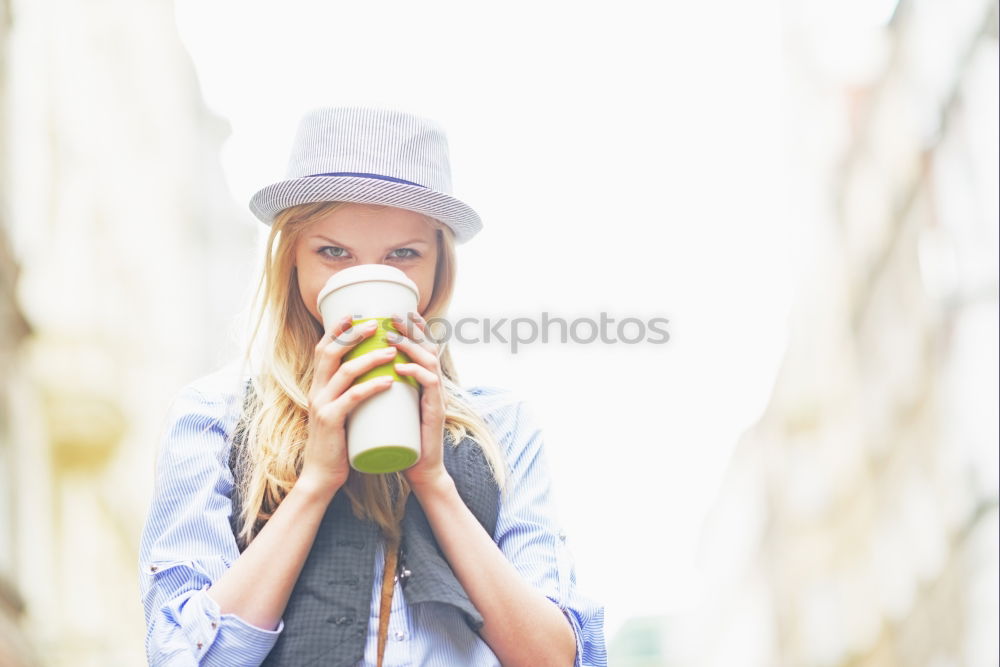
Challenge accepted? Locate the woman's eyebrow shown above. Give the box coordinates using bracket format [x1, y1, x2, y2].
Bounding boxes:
[311, 235, 431, 248]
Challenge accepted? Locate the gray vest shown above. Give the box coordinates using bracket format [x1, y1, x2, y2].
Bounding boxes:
[227, 380, 500, 667]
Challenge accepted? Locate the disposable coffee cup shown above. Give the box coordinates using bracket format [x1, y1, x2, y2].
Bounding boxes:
[316, 264, 423, 474]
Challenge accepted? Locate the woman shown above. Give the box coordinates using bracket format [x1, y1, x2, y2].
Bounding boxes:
[138, 106, 606, 666]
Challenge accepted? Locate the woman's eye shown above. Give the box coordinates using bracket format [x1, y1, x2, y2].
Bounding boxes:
[390, 248, 420, 259]
[319, 246, 348, 259]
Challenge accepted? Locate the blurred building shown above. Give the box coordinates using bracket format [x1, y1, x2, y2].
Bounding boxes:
[2, 0, 43, 664]
[610, 0, 998, 665]
[0, 232, 41, 667]
[0, 0, 257, 664]
[692, 0, 999, 666]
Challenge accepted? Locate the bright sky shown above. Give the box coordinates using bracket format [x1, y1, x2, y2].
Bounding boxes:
[174, 0, 804, 640]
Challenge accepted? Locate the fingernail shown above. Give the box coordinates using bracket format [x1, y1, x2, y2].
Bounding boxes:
[386, 332, 401, 342]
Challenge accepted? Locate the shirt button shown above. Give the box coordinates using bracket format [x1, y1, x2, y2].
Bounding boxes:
[394, 631, 406, 641]
[149, 565, 158, 572]
[211, 622, 217, 630]
[196, 641, 203, 650]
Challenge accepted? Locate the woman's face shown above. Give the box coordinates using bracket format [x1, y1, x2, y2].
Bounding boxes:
[292, 203, 440, 329]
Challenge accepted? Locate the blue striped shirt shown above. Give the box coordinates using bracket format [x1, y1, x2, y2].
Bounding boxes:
[138, 363, 606, 666]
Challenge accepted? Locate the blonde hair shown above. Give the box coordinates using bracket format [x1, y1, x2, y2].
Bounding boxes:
[230, 201, 508, 550]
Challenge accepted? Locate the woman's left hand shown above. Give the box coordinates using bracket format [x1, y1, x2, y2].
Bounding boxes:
[389, 311, 451, 493]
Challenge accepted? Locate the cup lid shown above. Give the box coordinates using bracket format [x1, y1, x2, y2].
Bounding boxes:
[316, 264, 420, 307]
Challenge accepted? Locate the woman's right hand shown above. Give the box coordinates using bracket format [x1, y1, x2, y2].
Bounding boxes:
[298, 315, 397, 497]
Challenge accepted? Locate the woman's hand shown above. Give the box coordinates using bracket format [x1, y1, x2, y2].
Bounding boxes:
[389, 311, 451, 493]
[299, 315, 398, 497]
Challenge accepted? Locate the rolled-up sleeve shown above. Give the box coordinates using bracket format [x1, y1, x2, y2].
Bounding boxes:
[138, 384, 284, 666]
[552, 526, 606, 667]
[476, 387, 607, 667]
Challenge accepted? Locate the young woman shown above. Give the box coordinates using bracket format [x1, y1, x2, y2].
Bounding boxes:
[138, 107, 606, 666]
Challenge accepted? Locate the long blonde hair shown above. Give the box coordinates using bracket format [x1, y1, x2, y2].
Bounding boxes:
[230, 201, 508, 550]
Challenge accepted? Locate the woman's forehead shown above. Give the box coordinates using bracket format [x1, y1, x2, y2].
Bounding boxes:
[310, 203, 433, 228]
[301, 207, 437, 246]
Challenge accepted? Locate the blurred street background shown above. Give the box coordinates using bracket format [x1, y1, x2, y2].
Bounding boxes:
[1, 0, 997, 665]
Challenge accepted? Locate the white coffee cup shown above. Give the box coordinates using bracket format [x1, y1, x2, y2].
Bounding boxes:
[316, 264, 422, 474]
